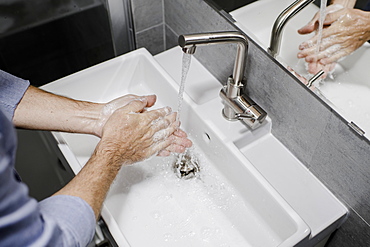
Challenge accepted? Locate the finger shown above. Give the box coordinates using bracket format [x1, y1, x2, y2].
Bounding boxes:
[306, 62, 335, 78]
[325, 62, 337, 73]
[287, 66, 309, 85]
[168, 134, 193, 148]
[299, 35, 341, 60]
[299, 18, 341, 52]
[150, 117, 179, 142]
[320, 49, 348, 64]
[150, 112, 177, 130]
[304, 43, 340, 62]
[307, 62, 324, 75]
[102, 94, 139, 115]
[313, 45, 342, 63]
[316, 35, 341, 52]
[153, 132, 191, 155]
[121, 98, 148, 114]
[122, 94, 156, 108]
[298, 44, 316, 58]
[298, 12, 320, 34]
[140, 113, 177, 144]
[143, 95, 157, 108]
[157, 149, 171, 157]
[173, 129, 188, 138]
[145, 107, 173, 123]
[148, 137, 175, 157]
[299, 38, 317, 51]
[163, 144, 187, 154]
[155, 134, 193, 156]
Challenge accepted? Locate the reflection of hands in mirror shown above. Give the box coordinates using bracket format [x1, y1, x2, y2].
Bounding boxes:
[287, 66, 325, 90]
[297, 3, 370, 70]
[287, 66, 310, 86]
[306, 61, 336, 79]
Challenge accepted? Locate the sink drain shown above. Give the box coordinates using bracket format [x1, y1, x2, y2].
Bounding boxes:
[173, 153, 200, 179]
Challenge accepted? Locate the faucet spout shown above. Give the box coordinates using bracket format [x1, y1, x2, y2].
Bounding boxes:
[268, 0, 315, 58]
[178, 32, 247, 86]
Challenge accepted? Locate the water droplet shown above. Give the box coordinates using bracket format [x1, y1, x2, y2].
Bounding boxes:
[163, 233, 173, 242]
[151, 211, 162, 221]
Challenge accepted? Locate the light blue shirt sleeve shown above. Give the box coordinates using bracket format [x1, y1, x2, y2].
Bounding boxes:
[0, 70, 96, 246]
[0, 69, 30, 121]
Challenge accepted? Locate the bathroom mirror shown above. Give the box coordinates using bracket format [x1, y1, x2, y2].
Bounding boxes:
[205, 0, 370, 139]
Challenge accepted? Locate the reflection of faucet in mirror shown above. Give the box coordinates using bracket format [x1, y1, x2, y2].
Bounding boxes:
[268, 0, 315, 58]
[225, 0, 370, 137]
[269, 0, 327, 89]
[178, 31, 267, 129]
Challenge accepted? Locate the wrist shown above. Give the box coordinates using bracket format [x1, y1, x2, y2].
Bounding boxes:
[73, 100, 105, 136]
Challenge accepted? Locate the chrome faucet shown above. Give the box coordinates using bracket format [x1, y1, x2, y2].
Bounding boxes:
[268, 0, 315, 58]
[178, 31, 267, 129]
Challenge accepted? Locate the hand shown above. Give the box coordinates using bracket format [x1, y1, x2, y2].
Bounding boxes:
[297, 5, 370, 65]
[156, 129, 191, 156]
[54, 96, 191, 219]
[306, 60, 336, 79]
[95, 96, 192, 167]
[93, 94, 156, 137]
[93, 94, 192, 157]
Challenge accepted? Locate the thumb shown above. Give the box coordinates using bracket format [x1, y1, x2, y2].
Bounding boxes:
[298, 12, 319, 34]
[121, 98, 148, 114]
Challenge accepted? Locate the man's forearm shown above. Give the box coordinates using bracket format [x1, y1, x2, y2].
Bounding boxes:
[53, 149, 120, 219]
[14, 86, 103, 135]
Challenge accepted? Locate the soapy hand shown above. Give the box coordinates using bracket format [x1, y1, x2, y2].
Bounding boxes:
[287, 66, 323, 89]
[306, 60, 336, 78]
[93, 94, 192, 161]
[297, 4, 370, 75]
[95, 96, 189, 167]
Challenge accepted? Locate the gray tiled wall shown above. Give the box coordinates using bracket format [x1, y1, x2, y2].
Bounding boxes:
[131, 0, 370, 245]
[131, 0, 164, 54]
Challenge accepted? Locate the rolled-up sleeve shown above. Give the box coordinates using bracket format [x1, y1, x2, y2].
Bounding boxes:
[0, 69, 30, 120]
[0, 71, 96, 247]
[31, 195, 96, 247]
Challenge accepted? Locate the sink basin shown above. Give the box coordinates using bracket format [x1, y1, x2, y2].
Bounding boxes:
[42, 47, 347, 246]
[231, 0, 370, 138]
[42, 48, 311, 246]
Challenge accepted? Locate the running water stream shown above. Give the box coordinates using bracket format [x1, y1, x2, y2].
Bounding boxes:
[175, 53, 193, 171]
[316, 0, 328, 56]
[177, 53, 192, 122]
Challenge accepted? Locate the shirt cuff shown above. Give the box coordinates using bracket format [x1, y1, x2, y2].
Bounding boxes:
[38, 195, 96, 246]
[0, 70, 30, 121]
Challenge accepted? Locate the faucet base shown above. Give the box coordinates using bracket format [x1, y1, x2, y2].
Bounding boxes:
[222, 108, 238, 121]
[220, 87, 267, 129]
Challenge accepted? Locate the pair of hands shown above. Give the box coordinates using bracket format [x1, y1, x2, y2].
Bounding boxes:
[92, 94, 192, 168]
[297, 3, 370, 77]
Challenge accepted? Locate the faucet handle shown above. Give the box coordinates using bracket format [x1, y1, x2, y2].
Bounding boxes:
[235, 112, 254, 119]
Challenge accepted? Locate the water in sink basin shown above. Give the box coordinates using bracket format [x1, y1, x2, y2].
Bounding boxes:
[105, 145, 280, 246]
[42, 48, 309, 246]
[60, 109, 303, 247]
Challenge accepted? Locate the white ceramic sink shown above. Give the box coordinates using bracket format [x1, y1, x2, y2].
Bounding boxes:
[41, 47, 347, 246]
[231, 0, 370, 138]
